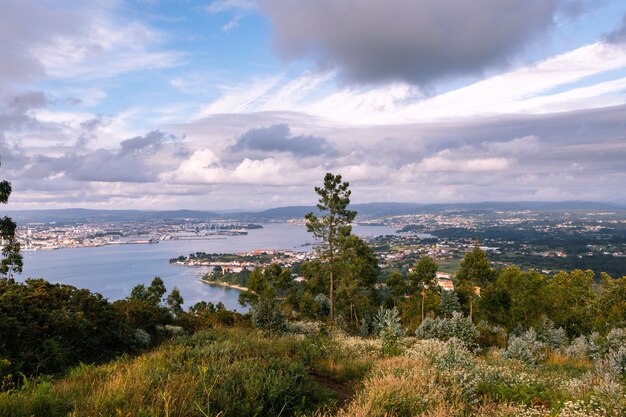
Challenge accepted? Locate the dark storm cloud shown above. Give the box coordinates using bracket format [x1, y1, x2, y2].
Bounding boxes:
[605, 14, 626, 44]
[261, 0, 567, 86]
[231, 124, 334, 156]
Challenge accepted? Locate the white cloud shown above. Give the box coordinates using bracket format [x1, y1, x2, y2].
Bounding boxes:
[418, 152, 511, 172]
[205, 0, 257, 14]
[31, 19, 182, 80]
[194, 41, 626, 126]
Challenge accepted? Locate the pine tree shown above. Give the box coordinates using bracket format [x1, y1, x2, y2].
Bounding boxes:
[305, 173, 356, 322]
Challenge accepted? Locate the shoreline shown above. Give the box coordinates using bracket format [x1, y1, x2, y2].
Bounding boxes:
[200, 279, 249, 292]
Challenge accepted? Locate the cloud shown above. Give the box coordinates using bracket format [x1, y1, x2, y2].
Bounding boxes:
[605, 14, 626, 44]
[119, 130, 174, 156]
[261, 0, 565, 86]
[418, 152, 511, 172]
[205, 0, 257, 32]
[21, 130, 185, 183]
[0, 0, 180, 91]
[205, 0, 257, 13]
[231, 124, 334, 156]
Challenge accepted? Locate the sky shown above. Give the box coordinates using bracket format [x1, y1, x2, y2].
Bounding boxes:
[1, 0, 626, 210]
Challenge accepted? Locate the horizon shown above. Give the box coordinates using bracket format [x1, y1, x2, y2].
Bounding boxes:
[7, 199, 626, 215]
[2, 1, 626, 210]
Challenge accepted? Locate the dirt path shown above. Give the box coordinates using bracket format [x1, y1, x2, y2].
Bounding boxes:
[309, 370, 355, 403]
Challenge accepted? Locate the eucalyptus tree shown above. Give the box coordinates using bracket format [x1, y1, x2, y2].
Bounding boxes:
[305, 173, 356, 322]
[410, 256, 438, 322]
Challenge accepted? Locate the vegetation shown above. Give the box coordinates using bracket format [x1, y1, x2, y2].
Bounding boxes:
[2, 172, 626, 415]
[305, 173, 357, 322]
[0, 172, 22, 278]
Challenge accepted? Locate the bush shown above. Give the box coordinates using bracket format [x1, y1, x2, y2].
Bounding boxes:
[503, 329, 545, 365]
[536, 318, 568, 351]
[606, 328, 626, 351]
[251, 300, 286, 334]
[414, 312, 479, 346]
[373, 307, 404, 355]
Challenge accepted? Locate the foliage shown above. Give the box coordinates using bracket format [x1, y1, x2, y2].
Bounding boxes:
[251, 299, 286, 334]
[415, 311, 479, 346]
[0, 328, 341, 417]
[305, 172, 357, 322]
[439, 289, 462, 317]
[456, 244, 495, 319]
[0, 172, 22, 278]
[409, 256, 437, 321]
[373, 307, 404, 355]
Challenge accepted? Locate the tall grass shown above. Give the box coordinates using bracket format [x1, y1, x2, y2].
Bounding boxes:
[3, 324, 625, 417]
[0, 327, 345, 417]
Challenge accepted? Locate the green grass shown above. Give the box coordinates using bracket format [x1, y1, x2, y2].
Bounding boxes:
[2, 326, 625, 417]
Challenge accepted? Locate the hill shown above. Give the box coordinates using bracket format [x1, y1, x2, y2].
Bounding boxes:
[6, 201, 624, 224]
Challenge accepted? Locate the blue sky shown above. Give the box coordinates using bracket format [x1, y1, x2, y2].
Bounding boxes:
[2, 0, 626, 210]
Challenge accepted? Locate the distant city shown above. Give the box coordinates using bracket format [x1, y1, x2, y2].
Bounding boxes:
[14, 201, 625, 277]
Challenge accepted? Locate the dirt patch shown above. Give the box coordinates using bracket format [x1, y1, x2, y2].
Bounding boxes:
[309, 370, 355, 403]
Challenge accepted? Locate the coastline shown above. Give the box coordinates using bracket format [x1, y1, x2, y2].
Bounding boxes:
[200, 279, 249, 292]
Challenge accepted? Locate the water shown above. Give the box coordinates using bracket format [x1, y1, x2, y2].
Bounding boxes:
[18, 223, 399, 311]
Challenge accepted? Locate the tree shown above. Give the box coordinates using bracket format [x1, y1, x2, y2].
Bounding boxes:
[0, 171, 22, 278]
[335, 234, 380, 328]
[409, 256, 437, 322]
[456, 243, 495, 321]
[305, 173, 356, 322]
[166, 287, 184, 317]
[129, 277, 167, 306]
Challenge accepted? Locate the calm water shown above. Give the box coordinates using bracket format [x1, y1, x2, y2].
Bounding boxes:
[18, 223, 399, 311]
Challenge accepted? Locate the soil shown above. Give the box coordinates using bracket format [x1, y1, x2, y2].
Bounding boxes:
[308, 370, 355, 403]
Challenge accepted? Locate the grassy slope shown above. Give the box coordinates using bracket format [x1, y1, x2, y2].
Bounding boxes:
[2, 325, 625, 417]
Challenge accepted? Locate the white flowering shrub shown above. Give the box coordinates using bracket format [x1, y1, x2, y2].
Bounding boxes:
[415, 312, 479, 346]
[285, 320, 321, 337]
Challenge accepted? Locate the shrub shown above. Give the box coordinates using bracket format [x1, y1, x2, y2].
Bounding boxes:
[476, 320, 508, 349]
[373, 307, 405, 355]
[314, 293, 330, 319]
[606, 328, 626, 351]
[414, 312, 479, 346]
[503, 329, 545, 365]
[597, 346, 626, 378]
[134, 328, 151, 348]
[251, 300, 286, 334]
[536, 318, 568, 351]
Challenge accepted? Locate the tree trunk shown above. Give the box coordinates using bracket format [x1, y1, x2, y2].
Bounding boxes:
[329, 262, 334, 322]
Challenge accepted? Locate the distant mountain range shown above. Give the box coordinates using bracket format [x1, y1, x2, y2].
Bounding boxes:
[5, 201, 625, 224]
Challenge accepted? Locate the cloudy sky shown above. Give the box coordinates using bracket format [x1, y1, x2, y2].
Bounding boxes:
[1, 0, 626, 210]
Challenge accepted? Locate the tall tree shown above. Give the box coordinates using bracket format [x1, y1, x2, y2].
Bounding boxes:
[0, 168, 22, 279]
[305, 173, 356, 322]
[456, 243, 494, 321]
[409, 256, 438, 322]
